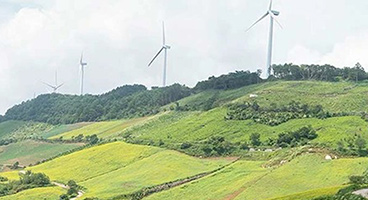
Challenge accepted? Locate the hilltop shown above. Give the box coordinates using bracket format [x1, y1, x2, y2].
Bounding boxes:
[1, 64, 368, 199]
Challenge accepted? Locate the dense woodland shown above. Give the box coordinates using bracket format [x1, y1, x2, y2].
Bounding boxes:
[4, 84, 191, 124]
[2, 63, 368, 125]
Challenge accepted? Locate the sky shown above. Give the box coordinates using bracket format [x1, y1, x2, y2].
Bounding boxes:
[1, 0, 368, 114]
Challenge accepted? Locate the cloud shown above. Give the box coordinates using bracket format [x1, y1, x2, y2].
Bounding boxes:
[286, 31, 368, 69]
[1, 0, 368, 114]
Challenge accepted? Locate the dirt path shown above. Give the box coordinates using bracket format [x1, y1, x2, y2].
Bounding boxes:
[52, 182, 84, 200]
[353, 189, 368, 198]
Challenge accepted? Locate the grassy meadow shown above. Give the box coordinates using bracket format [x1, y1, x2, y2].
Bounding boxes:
[147, 154, 368, 200]
[0, 140, 82, 167]
[0, 187, 65, 200]
[50, 117, 150, 140]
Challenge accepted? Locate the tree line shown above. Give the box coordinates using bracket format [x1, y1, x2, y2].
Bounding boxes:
[271, 63, 367, 82]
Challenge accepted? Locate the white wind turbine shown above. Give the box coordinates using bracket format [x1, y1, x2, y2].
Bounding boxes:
[148, 21, 171, 87]
[79, 53, 88, 95]
[246, 0, 282, 77]
[43, 70, 64, 93]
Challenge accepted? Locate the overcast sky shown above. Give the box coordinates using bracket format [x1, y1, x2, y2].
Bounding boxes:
[1, 0, 368, 114]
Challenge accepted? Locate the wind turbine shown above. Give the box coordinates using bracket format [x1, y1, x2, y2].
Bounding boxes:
[79, 53, 88, 95]
[42, 71, 64, 93]
[246, 0, 282, 77]
[148, 21, 171, 87]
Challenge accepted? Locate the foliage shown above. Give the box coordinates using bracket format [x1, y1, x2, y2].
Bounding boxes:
[0, 171, 51, 197]
[4, 84, 191, 124]
[194, 70, 261, 91]
[249, 133, 261, 146]
[272, 63, 367, 82]
[274, 126, 318, 148]
[335, 135, 368, 157]
[226, 101, 348, 126]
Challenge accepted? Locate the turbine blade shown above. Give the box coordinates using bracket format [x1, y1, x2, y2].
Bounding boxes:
[269, 0, 273, 10]
[56, 83, 64, 90]
[162, 21, 166, 45]
[270, 12, 283, 29]
[80, 53, 83, 65]
[42, 81, 55, 89]
[245, 12, 269, 32]
[148, 47, 164, 67]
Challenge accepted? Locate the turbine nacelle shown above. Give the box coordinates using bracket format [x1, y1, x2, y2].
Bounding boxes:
[270, 10, 280, 16]
[163, 45, 171, 49]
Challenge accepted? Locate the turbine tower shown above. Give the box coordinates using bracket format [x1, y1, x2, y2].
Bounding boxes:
[148, 21, 171, 87]
[43, 70, 64, 93]
[79, 53, 88, 95]
[246, 0, 282, 77]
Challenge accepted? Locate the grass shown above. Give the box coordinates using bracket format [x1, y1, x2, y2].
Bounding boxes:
[123, 108, 368, 148]
[50, 117, 150, 140]
[234, 154, 368, 200]
[145, 160, 269, 200]
[0, 187, 65, 200]
[147, 154, 367, 200]
[0, 140, 82, 167]
[0, 121, 26, 139]
[26, 142, 162, 183]
[81, 151, 231, 199]
[0, 142, 232, 199]
[266, 186, 343, 200]
[42, 122, 92, 139]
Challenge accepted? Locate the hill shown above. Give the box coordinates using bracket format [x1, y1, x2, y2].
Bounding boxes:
[3, 84, 191, 124]
[2, 67, 368, 199]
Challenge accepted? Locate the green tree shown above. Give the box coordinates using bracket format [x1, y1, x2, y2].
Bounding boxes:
[250, 133, 261, 146]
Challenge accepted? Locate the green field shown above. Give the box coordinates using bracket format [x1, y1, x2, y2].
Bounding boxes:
[42, 122, 92, 138]
[0, 140, 82, 167]
[167, 81, 368, 113]
[0, 187, 65, 200]
[50, 117, 151, 140]
[0, 142, 232, 199]
[0, 121, 26, 139]
[123, 108, 368, 148]
[146, 154, 368, 200]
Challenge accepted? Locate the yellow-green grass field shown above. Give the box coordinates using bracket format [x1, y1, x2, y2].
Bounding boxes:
[0, 142, 232, 199]
[145, 160, 268, 200]
[20, 142, 162, 182]
[0, 187, 65, 200]
[0, 140, 82, 167]
[50, 117, 150, 140]
[124, 108, 368, 148]
[234, 154, 368, 200]
[81, 151, 231, 199]
[146, 154, 368, 200]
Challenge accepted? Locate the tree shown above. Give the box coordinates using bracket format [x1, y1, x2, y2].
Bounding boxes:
[355, 137, 366, 150]
[250, 133, 261, 146]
